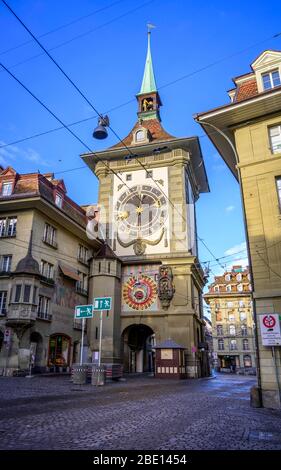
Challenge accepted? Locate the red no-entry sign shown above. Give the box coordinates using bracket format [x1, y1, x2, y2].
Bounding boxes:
[262, 315, 276, 329]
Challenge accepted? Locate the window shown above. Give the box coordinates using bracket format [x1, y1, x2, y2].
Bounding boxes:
[55, 193, 63, 208]
[32, 286, 38, 304]
[218, 339, 224, 350]
[146, 170, 153, 179]
[225, 274, 231, 281]
[1, 182, 13, 196]
[230, 339, 237, 350]
[126, 174, 132, 181]
[0, 291, 7, 315]
[240, 311, 247, 322]
[38, 296, 51, 320]
[226, 285, 232, 292]
[227, 301, 233, 308]
[76, 271, 88, 294]
[40, 260, 54, 280]
[237, 284, 243, 292]
[43, 223, 57, 248]
[217, 325, 223, 336]
[262, 70, 281, 90]
[14, 285, 22, 303]
[239, 300, 245, 308]
[108, 262, 111, 274]
[276, 177, 281, 209]
[0, 217, 17, 237]
[1, 255, 12, 272]
[23, 285, 31, 303]
[228, 313, 235, 322]
[135, 129, 145, 142]
[214, 285, 219, 292]
[216, 311, 222, 321]
[78, 245, 89, 264]
[243, 339, 249, 350]
[229, 325, 236, 336]
[241, 325, 248, 336]
[236, 273, 242, 282]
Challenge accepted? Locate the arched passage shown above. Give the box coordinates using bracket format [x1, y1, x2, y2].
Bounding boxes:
[121, 324, 155, 373]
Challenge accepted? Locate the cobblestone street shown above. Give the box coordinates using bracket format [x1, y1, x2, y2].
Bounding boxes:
[0, 373, 281, 450]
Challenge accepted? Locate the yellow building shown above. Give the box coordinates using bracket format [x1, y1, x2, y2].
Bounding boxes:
[204, 265, 255, 374]
[195, 50, 281, 408]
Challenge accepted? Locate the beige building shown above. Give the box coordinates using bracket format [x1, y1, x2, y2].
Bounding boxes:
[82, 32, 210, 377]
[0, 166, 100, 375]
[204, 266, 256, 374]
[195, 50, 281, 407]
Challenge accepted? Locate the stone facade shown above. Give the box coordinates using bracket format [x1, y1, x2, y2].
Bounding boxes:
[0, 168, 100, 375]
[195, 50, 281, 407]
[204, 266, 256, 375]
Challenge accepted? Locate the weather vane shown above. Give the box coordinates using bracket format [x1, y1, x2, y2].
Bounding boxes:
[147, 23, 156, 33]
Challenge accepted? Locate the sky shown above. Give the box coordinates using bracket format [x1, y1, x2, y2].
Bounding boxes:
[1, 0, 281, 289]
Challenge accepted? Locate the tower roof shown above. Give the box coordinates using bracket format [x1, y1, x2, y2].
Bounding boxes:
[137, 31, 157, 96]
[14, 231, 40, 276]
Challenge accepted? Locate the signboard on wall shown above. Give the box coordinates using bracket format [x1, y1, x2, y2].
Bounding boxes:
[259, 314, 281, 346]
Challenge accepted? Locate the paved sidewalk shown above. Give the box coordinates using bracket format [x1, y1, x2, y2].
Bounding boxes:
[0, 373, 280, 450]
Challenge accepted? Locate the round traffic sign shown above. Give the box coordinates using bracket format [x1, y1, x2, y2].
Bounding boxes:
[263, 315, 276, 328]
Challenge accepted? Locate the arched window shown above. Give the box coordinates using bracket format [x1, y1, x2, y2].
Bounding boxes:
[217, 325, 223, 336]
[226, 285, 232, 292]
[236, 273, 242, 282]
[230, 339, 237, 350]
[225, 274, 231, 282]
[243, 339, 249, 350]
[237, 283, 243, 292]
[218, 339, 224, 350]
[229, 324, 236, 336]
[135, 129, 145, 142]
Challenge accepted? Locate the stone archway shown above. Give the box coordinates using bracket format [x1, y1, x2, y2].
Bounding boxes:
[121, 324, 155, 373]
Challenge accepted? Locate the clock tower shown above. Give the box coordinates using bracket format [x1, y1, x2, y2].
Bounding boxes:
[82, 31, 210, 377]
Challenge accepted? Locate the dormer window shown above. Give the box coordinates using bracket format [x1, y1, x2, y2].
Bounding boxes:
[262, 70, 281, 90]
[1, 181, 13, 196]
[55, 193, 63, 208]
[136, 129, 145, 142]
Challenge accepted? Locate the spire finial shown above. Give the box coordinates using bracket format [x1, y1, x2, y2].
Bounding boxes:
[138, 24, 157, 95]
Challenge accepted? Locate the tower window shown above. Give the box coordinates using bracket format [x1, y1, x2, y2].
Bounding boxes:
[136, 130, 145, 142]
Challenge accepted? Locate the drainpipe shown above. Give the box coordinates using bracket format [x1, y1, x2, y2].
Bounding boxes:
[198, 120, 262, 404]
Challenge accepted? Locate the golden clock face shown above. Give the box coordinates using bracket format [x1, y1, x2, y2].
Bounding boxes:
[115, 184, 168, 238]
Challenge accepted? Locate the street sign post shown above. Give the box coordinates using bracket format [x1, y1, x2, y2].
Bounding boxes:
[74, 305, 94, 365]
[93, 297, 112, 367]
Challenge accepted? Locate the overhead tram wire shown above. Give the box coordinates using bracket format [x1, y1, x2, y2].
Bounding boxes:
[2, 0, 227, 268]
[0, 61, 136, 202]
[0, 0, 155, 74]
[0, 29, 280, 152]
[0, 0, 125, 57]
[1, 1, 267, 267]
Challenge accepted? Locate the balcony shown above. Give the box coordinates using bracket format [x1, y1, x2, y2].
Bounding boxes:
[73, 319, 87, 330]
[6, 303, 37, 327]
[0, 270, 11, 277]
[37, 311, 52, 321]
[76, 285, 88, 296]
[40, 276, 55, 287]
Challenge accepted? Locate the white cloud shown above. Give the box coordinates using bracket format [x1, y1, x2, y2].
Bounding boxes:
[224, 241, 247, 257]
[225, 205, 235, 212]
[0, 141, 49, 167]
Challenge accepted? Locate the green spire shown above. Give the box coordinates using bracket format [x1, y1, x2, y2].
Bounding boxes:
[138, 31, 157, 95]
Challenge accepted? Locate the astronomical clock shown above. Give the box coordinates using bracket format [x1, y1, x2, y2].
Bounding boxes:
[113, 168, 170, 256]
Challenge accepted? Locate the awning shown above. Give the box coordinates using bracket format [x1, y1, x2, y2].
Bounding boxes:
[59, 263, 80, 281]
